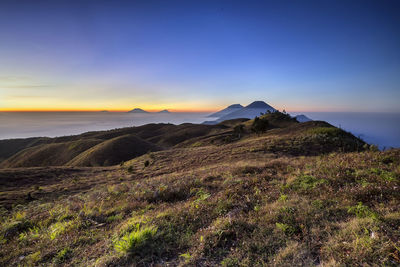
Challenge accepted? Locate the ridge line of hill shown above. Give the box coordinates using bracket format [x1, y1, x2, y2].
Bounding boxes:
[0, 112, 367, 169]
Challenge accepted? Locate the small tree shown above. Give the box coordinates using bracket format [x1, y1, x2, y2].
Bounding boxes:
[251, 117, 269, 134]
[233, 124, 245, 139]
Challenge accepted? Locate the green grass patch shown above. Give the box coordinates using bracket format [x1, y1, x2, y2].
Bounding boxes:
[347, 202, 379, 220]
[48, 220, 75, 240]
[114, 224, 157, 255]
[54, 247, 73, 264]
[284, 174, 327, 192]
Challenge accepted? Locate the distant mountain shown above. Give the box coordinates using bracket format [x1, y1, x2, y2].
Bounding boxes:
[157, 109, 171, 114]
[128, 108, 149, 113]
[294, 114, 313, 123]
[246, 101, 274, 109]
[215, 101, 276, 122]
[207, 104, 243, 118]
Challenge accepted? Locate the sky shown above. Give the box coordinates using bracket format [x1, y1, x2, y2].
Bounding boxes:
[0, 0, 399, 112]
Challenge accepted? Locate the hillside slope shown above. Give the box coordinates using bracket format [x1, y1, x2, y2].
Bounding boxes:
[0, 120, 398, 266]
[67, 134, 160, 167]
[0, 137, 50, 162]
[0, 123, 228, 168]
[0, 139, 102, 168]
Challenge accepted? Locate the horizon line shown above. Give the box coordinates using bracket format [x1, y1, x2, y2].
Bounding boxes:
[0, 108, 216, 113]
[1, 109, 399, 113]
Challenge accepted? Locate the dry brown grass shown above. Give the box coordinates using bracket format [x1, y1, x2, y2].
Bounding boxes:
[0, 121, 398, 266]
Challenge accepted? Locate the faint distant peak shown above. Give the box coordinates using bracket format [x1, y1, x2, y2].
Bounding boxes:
[207, 103, 243, 118]
[157, 109, 171, 113]
[227, 104, 243, 108]
[128, 108, 149, 113]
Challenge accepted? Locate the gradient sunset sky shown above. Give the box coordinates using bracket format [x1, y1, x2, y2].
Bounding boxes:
[0, 0, 399, 112]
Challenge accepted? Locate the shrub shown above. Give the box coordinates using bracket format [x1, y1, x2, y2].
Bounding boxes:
[369, 168, 397, 182]
[48, 221, 74, 240]
[14, 211, 26, 221]
[267, 110, 296, 122]
[114, 224, 157, 255]
[2, 219, 33, 239]
[251, 117, 269, 134]
[275, 206, 301, 237]
[278, 194, 288, 202]
[276, 222, 298, 236]
[233, 124, 245, 138]
[347, 202, 378, 220]
[179, 253, 192, 263]
[285, 175, 327, 192]
[127, 166, 134, 173]
[194, 189, 211, 204]
[18, 226, 40, 243]
[54, 248, 72, 264]
[25, 251, 41, 265]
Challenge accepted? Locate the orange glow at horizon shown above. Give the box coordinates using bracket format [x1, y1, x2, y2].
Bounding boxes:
[0, 106, 352, 113]
[0, 108, 219, 113]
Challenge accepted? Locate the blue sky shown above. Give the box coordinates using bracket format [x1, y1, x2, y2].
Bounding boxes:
[0, 0, 399, 111]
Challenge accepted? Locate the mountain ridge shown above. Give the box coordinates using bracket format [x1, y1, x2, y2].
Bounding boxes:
[207, 104, 243, 118]
[0, 114, 365, 168]
[206, 101, 277, 123]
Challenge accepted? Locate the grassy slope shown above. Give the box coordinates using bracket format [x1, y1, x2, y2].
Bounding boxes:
[0, 139, 102, 168]
[0, 123, 227, 168]
[0, 137, 50, 162]
[67, 135, 161, 167]
[0, 119, 399, 266]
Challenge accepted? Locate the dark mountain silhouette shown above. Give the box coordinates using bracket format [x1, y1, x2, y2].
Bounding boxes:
[128, 108, 149, 113]
[157, 109, 171, 114]
[210, 101, 276, 123]
[207, 104, 243, 118]
[245, 101, 275, 109]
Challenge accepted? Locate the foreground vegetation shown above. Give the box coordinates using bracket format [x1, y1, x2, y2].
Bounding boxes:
[0, 114, 399, 266]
